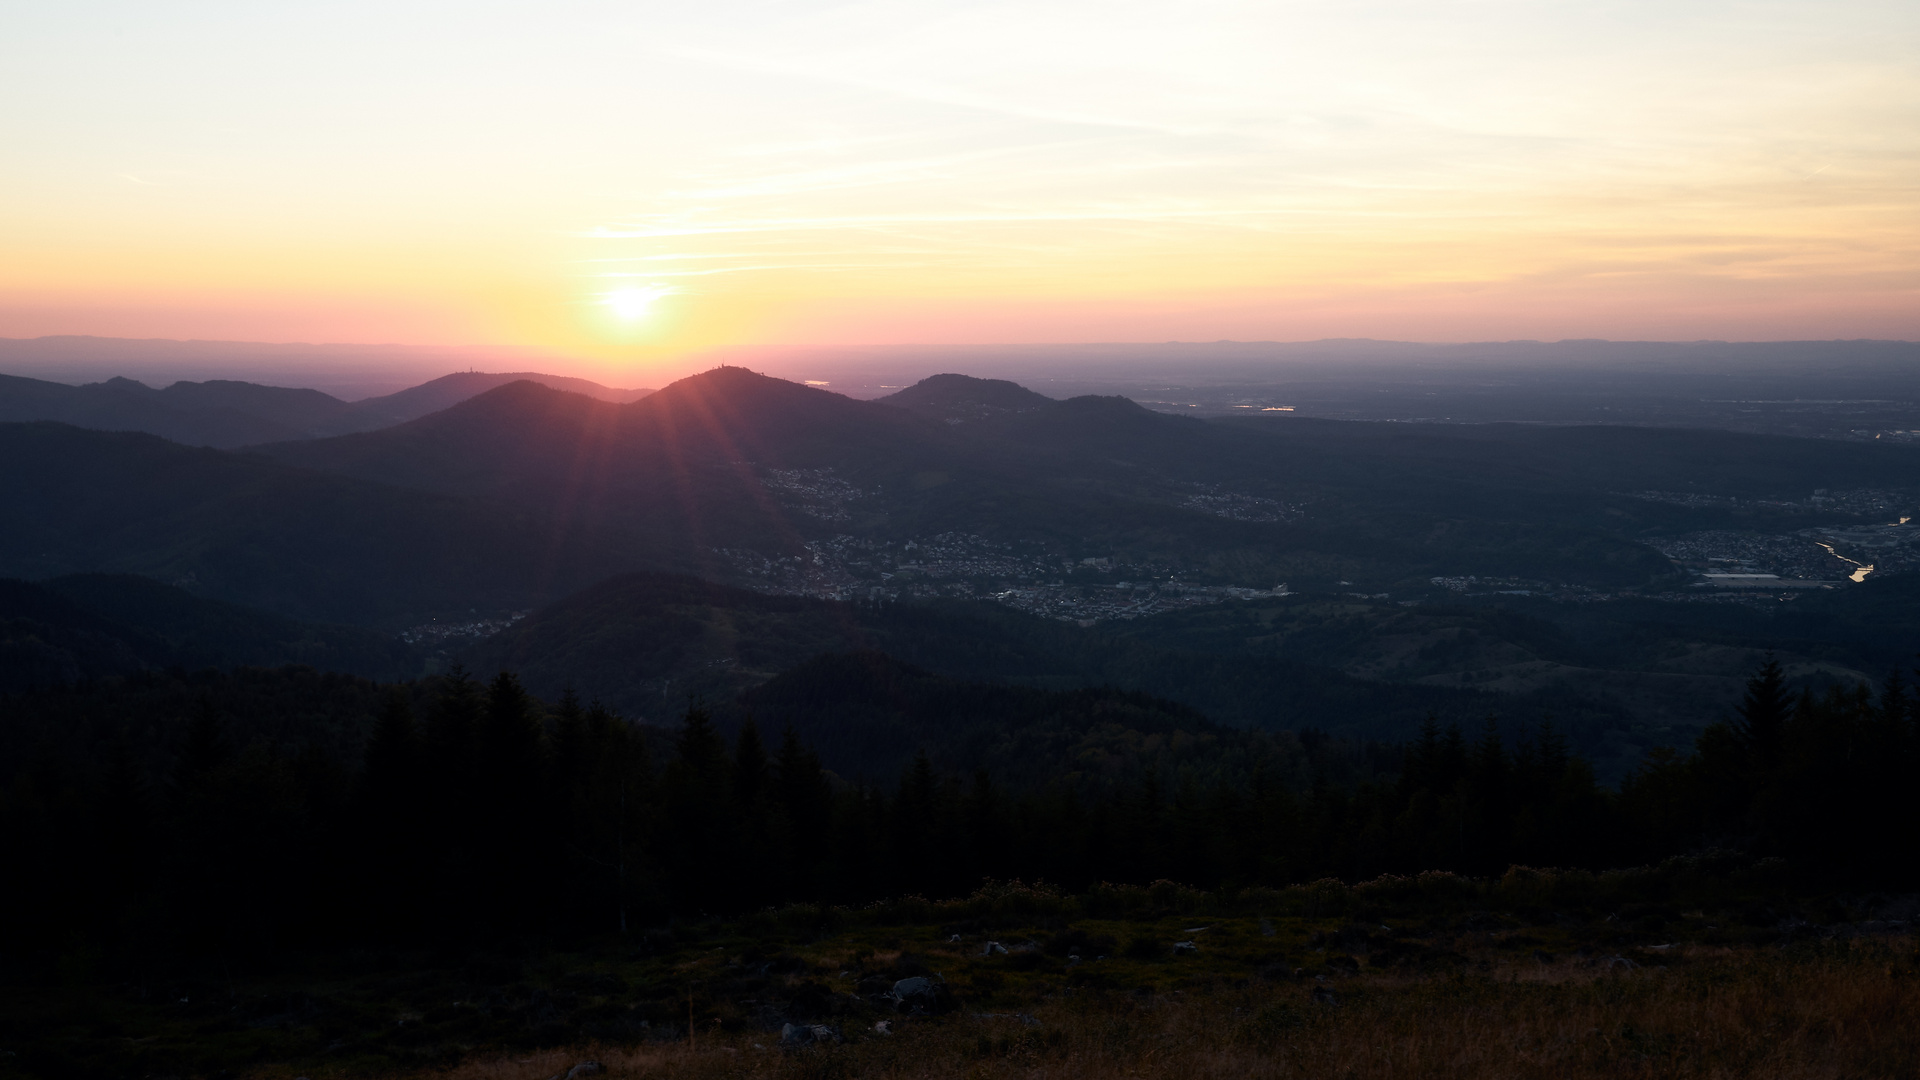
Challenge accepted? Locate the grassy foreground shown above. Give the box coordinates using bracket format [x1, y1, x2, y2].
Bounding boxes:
[6, 872, 1917, 1079]
[419, 940, 1918, 1080]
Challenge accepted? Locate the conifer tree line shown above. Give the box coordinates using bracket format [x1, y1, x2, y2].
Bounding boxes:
[1, 658, 1915, 967]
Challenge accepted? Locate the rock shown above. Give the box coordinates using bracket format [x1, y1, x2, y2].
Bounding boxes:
[983, 941, 1008, 956]
[1310, 985, 1340, 1006]
[873, 1020, 892, 1035]
[565, 1063, 605, 1079]
[1605, 955, 1638, 971]
[1172, 940, 1198, 955]
[891, 975, 955, 1015]
[1260, 919, 1276, 937]
[780, 1023, 841, 1048]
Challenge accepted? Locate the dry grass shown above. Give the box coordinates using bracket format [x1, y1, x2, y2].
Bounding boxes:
[408, 941, 1919, 1080]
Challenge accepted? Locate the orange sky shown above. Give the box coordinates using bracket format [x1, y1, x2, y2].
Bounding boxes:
[4, 0, 1916, 386]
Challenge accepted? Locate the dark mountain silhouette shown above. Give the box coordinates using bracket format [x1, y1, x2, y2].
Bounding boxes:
[878, 372, 1055, 421]
[0, 369, 651, 449]
[0, 373, 341, 446]
[260, 369, 963, 574]
[339, 370, 652, 430]
[255, 379, 631, 496]
[0, 574, 418, 691]
[263, 367, 954, 489]
[0, 422, 620, 626]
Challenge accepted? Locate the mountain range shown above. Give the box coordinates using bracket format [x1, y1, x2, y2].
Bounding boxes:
[9, 363, 1919, 627]
[253, 366, 1920, 601]
[4, 363, 1918, 775]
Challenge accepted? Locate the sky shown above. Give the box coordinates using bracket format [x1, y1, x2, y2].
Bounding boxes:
[2, 0, 1916, 383]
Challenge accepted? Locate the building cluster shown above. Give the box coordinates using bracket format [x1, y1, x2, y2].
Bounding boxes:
[760, 467, 868, 524]
[1177, 483, 1305, 523]
[1628, 487, 1912, 517]
[1655, 531, 1858, 581]
[1428, 575, 1549, 595]
[400, 610, 529, 645]
[711, 531, 1289, 622]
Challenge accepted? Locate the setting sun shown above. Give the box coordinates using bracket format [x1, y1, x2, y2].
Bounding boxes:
[3, 0, 1915, 373]
[603, 285, 674, 321]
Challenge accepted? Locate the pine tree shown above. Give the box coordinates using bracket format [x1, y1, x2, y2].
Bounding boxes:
[173, 696, 230, 795]
[473, 671, 550, 931]
[730, 720, 774, 906]
[355, 689, 425, 936]
[887, 750, 944, 894]
[663, 706, 732, 912]
[774, 726, 833, 900]
[551, 687, 588, 810]
[1737, 656, 1790, 770]
[1878, 668, 1909, 729]
[361, 689, 422, 808]
[733, 720, 770, 813]
[88, 734, 153, 941]
[573, 701, 654, 933]
[962, 769, 1006, 887]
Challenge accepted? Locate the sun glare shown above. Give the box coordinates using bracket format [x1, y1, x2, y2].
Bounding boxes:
[603, 285, 673, 320]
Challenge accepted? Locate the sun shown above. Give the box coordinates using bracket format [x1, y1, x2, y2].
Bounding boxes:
[602, 285, 674, 320]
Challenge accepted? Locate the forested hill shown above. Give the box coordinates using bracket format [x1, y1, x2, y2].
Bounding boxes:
[460, 570, 1920, 781]
[460, 571, 1501, 742]
[0, 574, 418, 691]
[0, 422, 626, 626]
[729, 651, 1316, 789]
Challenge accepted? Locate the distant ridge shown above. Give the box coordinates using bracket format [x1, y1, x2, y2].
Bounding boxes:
[879, 373, 1055, 422]
[0, 335, 560, 398]
[345, 371, 651, 428]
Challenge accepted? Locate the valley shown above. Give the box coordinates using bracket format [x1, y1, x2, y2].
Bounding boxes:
[6, 363, 1919, 783]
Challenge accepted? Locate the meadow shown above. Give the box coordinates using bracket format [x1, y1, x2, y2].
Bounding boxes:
[10, 872, 1915, 1079]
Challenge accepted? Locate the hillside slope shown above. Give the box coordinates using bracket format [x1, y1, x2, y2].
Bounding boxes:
[0, 422, 620, 626]
[0, 574, 419, 690]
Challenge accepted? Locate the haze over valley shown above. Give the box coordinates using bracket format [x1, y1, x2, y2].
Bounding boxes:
[7, 340, 1919, 786]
